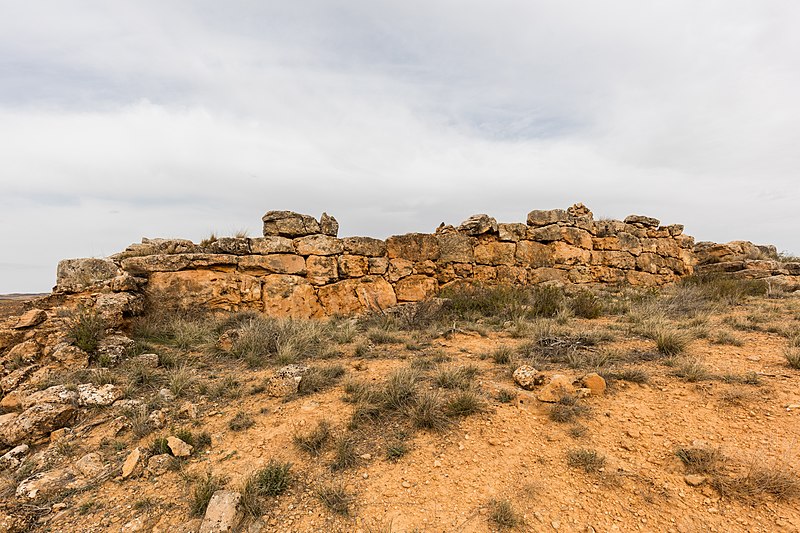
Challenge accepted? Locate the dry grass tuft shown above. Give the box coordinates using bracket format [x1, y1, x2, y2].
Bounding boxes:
[488, 498, 521, 529]
[316, 483, 353, 515]
[293, 419, 332, 456]
[567, 448, 606, 473]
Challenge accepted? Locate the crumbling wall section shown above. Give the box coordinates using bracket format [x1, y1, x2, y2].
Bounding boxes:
[53, 204, 699, 317]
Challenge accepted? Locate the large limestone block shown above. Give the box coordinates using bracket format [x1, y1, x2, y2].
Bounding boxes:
[203, 238, 250, 255]
[394, 275, 438, 302]
[496, 266, 527, 284]
[342, 236, 387, 257]
[550, 241, 591, 266]
[527, 209, 569, 227]
[12, 309, 47, 329]
[338, 255, 370, 278]
[593, 220, 627, 238]
[320, 212, 339, 237]
[261, 275, 324, 319]
[590, 251, 636, 270]
[457, 214, 498, 236]
[147, 271, 262, 311]
[498, 223, 527, 242]
[199, 490, 243, 533]
[515, 241, 553, 267]
[294, 235, 343, 256]
[527, 224, 562, 242]
[249, 236, 294, 254]
[237, 254, 305, 275]
[474, 242, 516, 266]
[560, 227, 593, 249]
[261, 210, 321, 237]
[589, 266, 625, 283]
[318, 277, 397, 315]
[624, 214, 660, 227]
[305, 255, 338, 285]
[122, 254, 238, 275]
[386, 234, 441, 262]
[387, 258, 413, 282]
[56, 258, 118, 293]
[120, 238, 197, 258]
[528, 268, 569, 284]
[473, 265, 497, 282]
[368, 257, 389, 275]
[436, 234, 474, 263]
[654, 239, 681, 258]
[0, 403, 77, 446]
[625, 270, 663, 286]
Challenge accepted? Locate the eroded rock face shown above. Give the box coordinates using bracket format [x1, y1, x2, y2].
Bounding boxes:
[262, 211, 321, 238]
[56, 258, 118, 293]
[458, 214, 498, 236]
[0, 403, 77, 446]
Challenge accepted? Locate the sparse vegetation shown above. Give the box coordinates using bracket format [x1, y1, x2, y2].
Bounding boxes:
[549, 395, 589, 423]
[330, 434, 359, 471]
[67, 307, 106, 356]
[190, 472, 227, 517]
[297, 365, 346, 396]
[240, 460, 292, 517]
[567, 448, 606, 473]
[316, 483, 353, 515]
[488, 498, 521, 529]
[228, 411, 255, 431]
[293, 419, 332, 456]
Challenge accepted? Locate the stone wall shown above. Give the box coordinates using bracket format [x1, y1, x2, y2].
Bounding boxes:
[53, 204, 699, 318]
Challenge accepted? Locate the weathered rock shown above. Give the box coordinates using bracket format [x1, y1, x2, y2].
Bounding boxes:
[527, 224, 563, 242]
[94, 291, 144, 326]
[77, 383, 124, 406]
[147, 271, 263, 312]
[580, 373, 606, 396]
[527, 209, 569, 227]
[320, 212, 339, 237]
[131, 353, 160, 368]
[122, 448, 142, 479]
[474, 242, 516, 266]
[237, 254, 305, 275]
[51, 343, 90, 368]
[16, 467, 82, 499]
[75, 452, 106, 477]
[338, 255, 370, 278]
[624, 214, 660, 227]
[0, 402, 77, 445]
[394, 275, 438, 302]
[204, 237, 250, 255]
[512, 365, 545, 390]
[458, 214, 498, 236]
[56, 258, 118, 293]
[684, 474, 707, 487]
[516, 241, 553, 267]
[293, 235, 343, 256]
[12, 309, 47, 329]
[6, 340, 40, 362]
[248, 236, 294, 254]
[498, 223, 528, 242]
[21, 385, 78, 409]
[536, 374, 575, 403]
[147, 454, 174, 476]
[96, 334, 135, 365]
[318, 277, 397, 315]
[305, 255, 339, 285]
[436, 234, 474, 263]
[567, 203, 593, 219]
[199, 490, 243, 533]
[167, 436, 193, 457]
[341, 236, 387, 257]
[0, 444, 28, 471]
[267, 364, 309, 396]
[0, 391, 21, 411]
[261, 275, 324, 319]
[386, 234, 441, 262]
[261, 211, 320, 238]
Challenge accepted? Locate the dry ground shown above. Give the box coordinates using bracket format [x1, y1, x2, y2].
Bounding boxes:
[2, 281, 800, 532]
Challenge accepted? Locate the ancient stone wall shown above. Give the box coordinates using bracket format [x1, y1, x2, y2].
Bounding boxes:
[53, 204, 699, 318]
[694, 240, 800, 291]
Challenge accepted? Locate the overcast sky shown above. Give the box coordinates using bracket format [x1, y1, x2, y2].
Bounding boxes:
[1, 1, 799, 293]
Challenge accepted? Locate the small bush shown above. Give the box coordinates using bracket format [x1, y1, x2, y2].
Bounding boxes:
[604, 368, 649, 384]
[228, 411, 255, 431]
[440, 283, 531, 321]
[316, 483, 353, 515]
[297, 365, 346, 396]
[672, 359, 712, 382]
[67, 307, 106, 356]
[240, 459, 293, 517]
[496, 388, 516, 403]
[548, 395, 588, 423]
[167, 364, 195, 398]
[567, 448, 606, 473]
[382, 368, 421, 412]
[367, 328, 403, 345]
[530, 285, 565, 318]
[410, 390, 450, 431]
[488, 498, 520, 529]
[571, 291, 603, 319]
[293, 420, 332, 456]
[785, 345, 800, 369]
[433, 365, 479, 390]
[675, 447, 723, 474]
[445, 390, 486, 417]
[385, 439, 409, 462]
[712, 331, 744, 347]
[712, 466, 800, 501]
[490, 346, 514, 365]
[652, 326, 690, 356]
[190, 472, 226, 517]
[330, 434, 359, 471]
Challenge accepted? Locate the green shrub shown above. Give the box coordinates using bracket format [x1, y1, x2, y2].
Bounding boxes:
[67, 307, 106, 356]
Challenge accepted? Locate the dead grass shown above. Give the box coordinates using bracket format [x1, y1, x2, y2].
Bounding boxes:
[296, 365, 346, 396]
[712, 464, 800, 501]
[675, 447, 724, 474]
[293, 419, 332, 456]
[316, 483, 353, 515]
[488, 498, 521, 529]
[567, 448, 606, 473]
[190, 472, 227, 517]
[240, 460, 292, 517]
[549, 395, 589, 423]
[228, 411, 255, 431]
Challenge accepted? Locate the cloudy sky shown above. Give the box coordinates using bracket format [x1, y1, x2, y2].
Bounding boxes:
[1, 1, 799, 293]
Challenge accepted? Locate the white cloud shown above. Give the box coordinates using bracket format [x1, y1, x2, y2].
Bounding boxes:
[1, 1, 799, 292]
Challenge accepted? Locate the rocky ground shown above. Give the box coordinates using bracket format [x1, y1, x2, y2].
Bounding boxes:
[1, 280, 799, 532]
